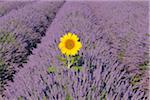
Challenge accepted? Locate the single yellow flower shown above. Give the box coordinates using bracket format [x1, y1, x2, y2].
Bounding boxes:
[58, 32, 82, 56]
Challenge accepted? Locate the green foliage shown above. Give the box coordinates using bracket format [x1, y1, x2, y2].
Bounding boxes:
[117, 51, 125, 61]
[72, 55, 81, 64]
[65, 93, 72, 100]
[145, 33, 150, 36]
[91, 86, 96, 91]
[71, 66, 82, 71]
[0, 59, 5, 74]
[139, 61, 149, 70]
[56, 55, 67, 65]
[85, 92, 92, 100]
[42, 96, 47, 100]
[100, 91, 107, 100]
[0, 59, 6, 92]
[62, 84, 67, 91]
[71, 55, 83, 71]
[57, 55, 83, 71]
[0, 59, 5, 66]
[17, 96, 23, 100]
[130, 75, 140, 86]
[47, 66, 56, 73]
[0, 31, 15, 44]
[70, 56, 75, 65]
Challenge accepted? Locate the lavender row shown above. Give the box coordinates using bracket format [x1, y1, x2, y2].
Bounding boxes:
[0, 1, 64, 92]
[88, 1, 149, 65]
[0, 1, 33, 17]
[3, 1, 149, 99]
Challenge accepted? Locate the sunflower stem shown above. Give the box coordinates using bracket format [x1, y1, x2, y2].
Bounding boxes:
[67, 56, 72, 69]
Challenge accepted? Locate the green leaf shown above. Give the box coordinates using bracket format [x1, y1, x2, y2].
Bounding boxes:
[0, 60, 4, 66]
[62, 84, 67, 90]
[17, 96, 23, 100]
[56, 55, 67, 63]
[75, 55, 81, 60]
[117, 51, 125, 61]
[91, 86, 96, 91]
[65, 93, 72, 100]
[70, 56, 75, 65]
[42, 96, 47, 100]
[139, 66, 148, 70]
[139, 61, 149, 70]
[130, 75, 140, 85]
[145, 33, 150, 36]
[72, 55, 81, 64]
[71, 66, 82, 71]
[100, 91, 107, 100]
[0, 32, 15, 44]
[47, 66, 56, 73]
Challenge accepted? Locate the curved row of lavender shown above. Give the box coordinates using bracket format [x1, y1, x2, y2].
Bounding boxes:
[0, 1, 64, 92]
[4, 1, 149, 100]
[0, 1, 33, 17]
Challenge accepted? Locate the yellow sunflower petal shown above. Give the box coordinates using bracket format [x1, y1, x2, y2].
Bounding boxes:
[60, 37, 64, 41]
[58, 42, 64, 49]
[72, 34, 79, 41]
[65, 51, 70, 56]
[60, 34, 67, 41]
[61, 48, 67, 54]
[67, 32, 72, 38]
[76, 42, 82, 49]
[71, 49, 78, 55]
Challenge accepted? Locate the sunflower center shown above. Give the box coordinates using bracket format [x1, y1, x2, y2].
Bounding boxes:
[65, 39, 75, 50]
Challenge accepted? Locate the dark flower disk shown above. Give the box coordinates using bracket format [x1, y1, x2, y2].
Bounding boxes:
[0, 1, 149, 100]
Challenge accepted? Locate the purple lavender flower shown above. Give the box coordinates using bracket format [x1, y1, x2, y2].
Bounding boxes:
[0, 1, 64, 93]
[0, 1, 33, 17]
[3, 1, 149, 100]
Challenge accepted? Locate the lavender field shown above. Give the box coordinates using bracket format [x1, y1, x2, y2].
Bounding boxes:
[0, 1, 149, 100]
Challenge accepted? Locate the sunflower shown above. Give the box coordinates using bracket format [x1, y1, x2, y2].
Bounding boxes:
[58, 32, 82, 56]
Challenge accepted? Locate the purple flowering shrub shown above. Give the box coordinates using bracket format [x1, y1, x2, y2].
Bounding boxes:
[0, 1, 64, 92]
[0, 1, 33, 17]
[3, 1, 149, 100]
[88, 1, 149, 66]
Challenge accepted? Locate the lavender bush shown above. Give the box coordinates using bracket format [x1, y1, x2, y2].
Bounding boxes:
[0, 1, 32, 17]
[0, 1, 64, 92]
[3, 1, 149, 100]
